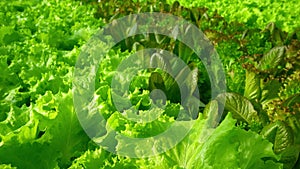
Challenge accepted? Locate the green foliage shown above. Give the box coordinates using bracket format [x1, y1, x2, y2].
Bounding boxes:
[146, 113, 283, 169]
[0, 0, 103, 168]
[1, 0, 299, 168]
[167, 0, 300, 33]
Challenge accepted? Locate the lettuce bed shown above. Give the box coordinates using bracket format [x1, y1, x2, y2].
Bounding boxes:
[0, 0, 299, 169]
[167, 0, 300, 33]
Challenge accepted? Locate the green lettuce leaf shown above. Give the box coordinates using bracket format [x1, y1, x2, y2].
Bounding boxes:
[0, 90, 90, 169]
[147, 113, 283, 169]
[197, 113, 282, 169]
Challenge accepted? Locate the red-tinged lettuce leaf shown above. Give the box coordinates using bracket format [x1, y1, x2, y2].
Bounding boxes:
[257, 46, 285, 71]
[215, 92, 260, 124]
[282, 93, 300, 108]
[260, 121, 299, 168]
[244, 70, 261, 101]
[261, 121, 294, 154]
[260, 79, 282, 105]
[279, 146, 299, 169]
[286, 114, 300, 146]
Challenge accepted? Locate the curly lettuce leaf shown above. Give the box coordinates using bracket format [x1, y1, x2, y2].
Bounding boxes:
[0, 90, 90, 169]
[148, 113, 283, 169]
[197, 113, 282, 169]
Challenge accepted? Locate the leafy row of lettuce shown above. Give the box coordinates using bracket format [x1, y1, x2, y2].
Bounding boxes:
[70, 113, 284, 169]
[0, 0, 103, 168]
[0, 0, 299, 169]
[79, 36, 300, 168]
[74, 41, 297, 168]
[166, 0, 300, 33]
[87, 0, 300, 95]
